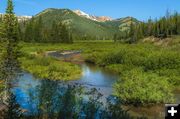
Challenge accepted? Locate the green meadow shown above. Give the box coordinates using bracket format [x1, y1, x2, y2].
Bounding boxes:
[20, 37, 180, 105]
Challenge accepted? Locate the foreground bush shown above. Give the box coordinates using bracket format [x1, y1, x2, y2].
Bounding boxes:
[114, 68, 174, 105]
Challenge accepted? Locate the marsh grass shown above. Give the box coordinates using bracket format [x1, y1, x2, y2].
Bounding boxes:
[19, 40, 180, 104]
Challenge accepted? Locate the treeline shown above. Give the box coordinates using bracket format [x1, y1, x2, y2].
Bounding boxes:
[76, 35, 109, 41]
[22, 17, 73, 43]
[114, 11, 180, 43]
[0, 14, 3, 22]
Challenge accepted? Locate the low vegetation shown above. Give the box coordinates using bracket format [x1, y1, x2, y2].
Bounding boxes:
[114, 68, 174, 105]
[19, 37, 180, 105]
[21, 54, 81, 81]
[82, 40, 180, 104]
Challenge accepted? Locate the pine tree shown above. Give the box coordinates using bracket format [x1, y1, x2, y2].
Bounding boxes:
[0, 14, 3, 23]
[24, 17, 34, 42]
[147, 18, 153, 36]
[174, 12, 178, 34]
[177, 15, 180, 34]
[4, 92, 22, 119]
[0, 0, 21, 99]
[61, 23, 69, 43]
[42, 28, 50, 42]
[129, 22, 136, 43]
[51, 21, 60, 43]
[68, 33, 73, 43]
[34, 16, 43, 42]
[113, 34, 117, 42]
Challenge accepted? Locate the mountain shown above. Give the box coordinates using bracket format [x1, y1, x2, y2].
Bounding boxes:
[17, 15, 32, 22]
[35, 8, 118, 39]
[104, 17, 140, 31]
[95, 16, 112, 22]
[0, 13, 32, 22]
[33, 8, 140, 39]
[73, 10, 112, 22]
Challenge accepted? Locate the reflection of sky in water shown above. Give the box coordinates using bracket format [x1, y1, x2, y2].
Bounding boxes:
[12, 64, 118, 115]
[12, 73, 41, 114]
[80, 64, 117, 87]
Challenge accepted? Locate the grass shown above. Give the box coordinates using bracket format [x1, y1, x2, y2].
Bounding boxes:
[20, 45, 81, 81]
[20, 51, 81, 81]
[19, 37, 180, 104]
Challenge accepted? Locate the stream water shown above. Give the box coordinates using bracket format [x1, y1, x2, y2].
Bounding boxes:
[11, 63, 118, 116]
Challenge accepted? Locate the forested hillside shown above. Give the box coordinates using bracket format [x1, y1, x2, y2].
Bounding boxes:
[19, 8, 139, 43]
[114, 11, 180, 43]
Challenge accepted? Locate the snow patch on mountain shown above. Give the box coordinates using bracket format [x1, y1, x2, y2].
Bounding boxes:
[73, 10, 112, 22]
[0, 13, 32, 21]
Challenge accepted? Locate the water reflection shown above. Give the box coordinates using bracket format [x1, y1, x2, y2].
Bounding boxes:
[11, 73, 134, 119]
[80, 64, 116, 87]
[9, 64, 138, 119]
[12, 62, 119, 115]
[12, 61, 178, 119]
[71, 64, 118, 99]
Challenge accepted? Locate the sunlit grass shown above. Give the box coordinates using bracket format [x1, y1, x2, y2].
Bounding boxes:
[21, 55, 81, 81]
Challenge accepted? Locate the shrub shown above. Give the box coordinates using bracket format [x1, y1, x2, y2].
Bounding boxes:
[114, 68, 174, 105]
[105, 64, 136, 75]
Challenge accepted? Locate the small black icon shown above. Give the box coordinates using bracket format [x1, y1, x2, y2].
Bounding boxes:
[165, 104, 180, 119]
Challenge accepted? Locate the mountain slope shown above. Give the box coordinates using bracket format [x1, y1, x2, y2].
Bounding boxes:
[35, 8, 117, 39]
[34, 8, 140, 39]
[104, 17, 140, 31]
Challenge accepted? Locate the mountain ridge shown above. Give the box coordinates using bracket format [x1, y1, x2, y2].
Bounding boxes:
[0, 8, 140, 40]
[33, 8, 140, 39]
[19, 8, 140, 40]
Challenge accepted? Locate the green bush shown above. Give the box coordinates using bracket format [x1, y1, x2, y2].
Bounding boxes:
[144, 51, 180, 71]
[114, 68, 174, 105]
[105, 64, 136, 75]
[153, 68, 180, 86]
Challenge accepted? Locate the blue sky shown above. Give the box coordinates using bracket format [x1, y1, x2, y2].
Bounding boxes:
[0, 0, 180, 21]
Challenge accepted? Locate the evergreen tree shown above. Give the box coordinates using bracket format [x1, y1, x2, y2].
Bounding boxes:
[0, 14, 3, 23]
[113, 34, 117, 42]
[60, 23, 69, 43]
[24, 17, 34, 42]
[34, 16, 43, 42]
[177, 15, 180, 34]
[4, 92, 22, 119]
[42, 28, 50, 42]
[68, 33, 73, 43]
[129, 22, 136, 43]
[0, 0, 21, 99]
[126, 11, 180, 41]
[51, 21, 60, 43]
[147, 18, 153, 36]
